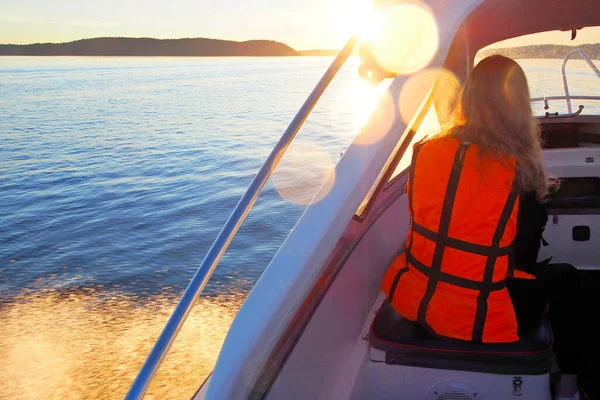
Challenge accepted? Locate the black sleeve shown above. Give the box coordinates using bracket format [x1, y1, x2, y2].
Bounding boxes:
[513, 191, 548, 273]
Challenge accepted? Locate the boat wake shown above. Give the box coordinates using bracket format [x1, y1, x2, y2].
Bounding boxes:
[0, 288, 244, 399]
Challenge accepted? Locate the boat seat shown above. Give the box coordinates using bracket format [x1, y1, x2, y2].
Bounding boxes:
[369, 300, 553, 375]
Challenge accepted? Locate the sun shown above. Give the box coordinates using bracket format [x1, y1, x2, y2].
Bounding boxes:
[335, 0, 381, 40]
[357, 10, 385, 41]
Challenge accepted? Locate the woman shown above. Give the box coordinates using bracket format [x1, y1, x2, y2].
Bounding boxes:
[381, 55, 583, 400]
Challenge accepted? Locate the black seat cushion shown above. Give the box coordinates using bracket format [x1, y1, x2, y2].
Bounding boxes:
[369, 300, 553, 375]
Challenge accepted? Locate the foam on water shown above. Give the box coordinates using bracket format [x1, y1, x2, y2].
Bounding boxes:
[0, 287, 244, 399]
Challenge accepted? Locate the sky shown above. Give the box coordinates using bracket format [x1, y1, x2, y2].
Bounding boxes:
[1, 0, 599, 50]
[0, 0, 360, 50]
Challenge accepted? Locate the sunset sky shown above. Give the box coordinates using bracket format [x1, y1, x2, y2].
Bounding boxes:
[1, 0, 599, 50]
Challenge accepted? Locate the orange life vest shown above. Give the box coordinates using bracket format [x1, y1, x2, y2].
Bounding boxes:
[381, 137, 533, 343]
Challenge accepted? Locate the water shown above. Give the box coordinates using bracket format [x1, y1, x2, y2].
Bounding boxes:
[1, 56, 598, 399]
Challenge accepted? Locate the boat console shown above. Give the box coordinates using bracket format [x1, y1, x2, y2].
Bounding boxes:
[541, 116, 600, 149]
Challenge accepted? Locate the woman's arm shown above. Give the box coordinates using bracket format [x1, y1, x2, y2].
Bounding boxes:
[514, 191, 549, 273]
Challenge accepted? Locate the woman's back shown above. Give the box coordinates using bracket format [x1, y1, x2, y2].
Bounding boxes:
[382, 55, 556, 343]
[382, 137, 521, 343]
[381, 54, 587, 398]
[411, 137, 518, 250]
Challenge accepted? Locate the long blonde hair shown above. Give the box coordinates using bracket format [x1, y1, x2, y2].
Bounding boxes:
[437, 55, 555, 199]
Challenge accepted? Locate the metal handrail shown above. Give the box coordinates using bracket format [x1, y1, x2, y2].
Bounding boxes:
[124, 34, 360, 400]
[531, 95, 600, 102]
[531, 95, 599, 118]
[561, 49, 600, 114]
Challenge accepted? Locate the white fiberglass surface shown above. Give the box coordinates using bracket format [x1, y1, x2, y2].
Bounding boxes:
[539, 214, 600, 270]
[540, 147, 600, 270]
[267, 178, 410, 400]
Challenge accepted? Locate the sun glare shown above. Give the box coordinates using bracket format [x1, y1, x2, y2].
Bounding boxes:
[368, 1, 439, 75]
[352, 78, 385, 131]
[339, 0, 378, 39]
[357, 10, 384, 41]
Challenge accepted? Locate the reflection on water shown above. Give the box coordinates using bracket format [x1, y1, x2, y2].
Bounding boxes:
[0, 57, 359, 400]
[0, 288, 244, 400]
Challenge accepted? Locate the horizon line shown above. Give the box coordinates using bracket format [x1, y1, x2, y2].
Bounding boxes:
[2, 35, 599, 52]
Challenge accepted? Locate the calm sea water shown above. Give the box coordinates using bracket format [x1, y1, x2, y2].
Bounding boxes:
[1, 56, 598, 399]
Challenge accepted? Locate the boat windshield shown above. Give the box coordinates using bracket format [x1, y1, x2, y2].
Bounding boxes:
[476, 29, 600, 118]
[355, 28, 600, 218]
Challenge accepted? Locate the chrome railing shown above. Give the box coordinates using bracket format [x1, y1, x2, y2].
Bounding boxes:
[124, 34, 360, 400]
[531, 49, 600, 117]
[530, 96, 596, 118]
[561, 49, 600, 114]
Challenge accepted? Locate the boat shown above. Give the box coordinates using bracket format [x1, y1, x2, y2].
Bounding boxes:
[125, 0, 600, 398]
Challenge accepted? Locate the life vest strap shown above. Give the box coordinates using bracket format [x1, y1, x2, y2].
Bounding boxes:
[417, 142, 471, 333]
[411, 222, 513, 257]
[406, 251, 507, 291]
[471, 176, 521, 342]
[387, 266, 409, 302]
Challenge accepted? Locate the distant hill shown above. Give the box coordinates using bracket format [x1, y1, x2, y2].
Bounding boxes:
[6, 38, 596, 59]
[0, 37, 299, 57]
[479, 43, 600, 59]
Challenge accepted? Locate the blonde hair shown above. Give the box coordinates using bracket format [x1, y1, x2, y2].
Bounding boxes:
[436, 55, 556, 199]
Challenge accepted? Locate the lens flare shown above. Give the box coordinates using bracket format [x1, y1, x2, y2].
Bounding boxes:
[398, 68, 460, 125]
[392, 69, 460, 174]
[369, 1, 439, 75]
[271, 142, 336, 205]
